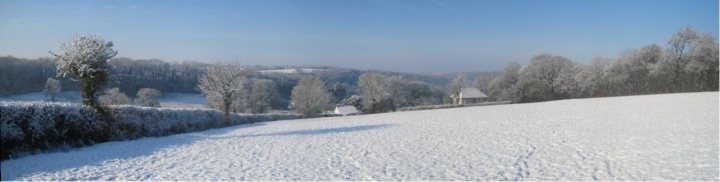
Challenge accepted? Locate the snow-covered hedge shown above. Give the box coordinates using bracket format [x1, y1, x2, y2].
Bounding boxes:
[0, 101, 300, 160]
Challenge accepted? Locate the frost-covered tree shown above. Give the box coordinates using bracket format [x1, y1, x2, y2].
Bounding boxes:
[665, 26, 699, 92]
[519, 54, 575, 101]
[358, 72, 392, 113]
[135, 88, 162, 107]
[98, 87, 130, 105]
[340, 95, 363, 110]
[390, 79, 435, 107]
[637, 44, 665, 92]
[575, 58, 611, 97]
[473, 72, 497, 94]
[50, 35, 117, 108]
[197, 64, 248, 119]
[685, 33, 719, 91]
[44, 78, 62, 101]
[449, 73, 466, 105]
[291, 77, 330, 117]
[248, 79, 276, 113]
[488, 62, 522, 101]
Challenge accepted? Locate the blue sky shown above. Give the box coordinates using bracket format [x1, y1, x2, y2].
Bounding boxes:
[0, 0, 717, 73]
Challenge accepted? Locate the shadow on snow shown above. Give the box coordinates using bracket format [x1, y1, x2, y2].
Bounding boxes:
[1, 123, 393, 180]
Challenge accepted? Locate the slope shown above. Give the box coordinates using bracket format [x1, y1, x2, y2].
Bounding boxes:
[2, 92, 718, 180]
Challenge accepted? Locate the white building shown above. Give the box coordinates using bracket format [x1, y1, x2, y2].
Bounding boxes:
[452, 88, 488, 105]
[334, 106, 359, 116]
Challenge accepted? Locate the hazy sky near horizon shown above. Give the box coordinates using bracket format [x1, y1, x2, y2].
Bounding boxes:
[0, 0, 717, 73]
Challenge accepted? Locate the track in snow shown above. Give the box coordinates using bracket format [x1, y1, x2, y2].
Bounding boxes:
[2, 92, 718, 180]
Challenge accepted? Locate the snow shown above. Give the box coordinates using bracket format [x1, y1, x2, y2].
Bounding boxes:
[259, 68, 323, 74]
[1, 92, 207, 108]
[2, 92, 718, 180]
[0, 91, 82, 102]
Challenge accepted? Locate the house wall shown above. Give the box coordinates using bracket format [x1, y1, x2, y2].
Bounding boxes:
[461, 98, 484, 104]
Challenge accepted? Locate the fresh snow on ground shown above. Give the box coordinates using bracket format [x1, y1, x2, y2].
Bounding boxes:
[2, 92, 718, 180]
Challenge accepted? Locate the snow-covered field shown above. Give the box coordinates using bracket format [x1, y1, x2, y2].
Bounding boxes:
[0, 91, 82, 102]
[157, 93, 207, 108]
[2, 92, 718, 180]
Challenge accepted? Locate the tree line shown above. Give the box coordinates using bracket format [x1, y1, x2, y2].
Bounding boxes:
[470, 26, 718, 103]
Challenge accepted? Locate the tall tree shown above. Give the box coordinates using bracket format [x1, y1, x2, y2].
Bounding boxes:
[197, 64, 248, 121]
[488, 62, 522, 101]
[358, 72, 391, 113]
[473, 72, 497, 94]
[665, 26, 699, 92]
[50, 35, 117, 108]
[575, 58, 611, 97]
[248, 79, 276, 113]
[686, 32, 719, 91]
[291, 77, 330, 117]
[449, 73, 466, 104]
[519, 54, 575, 101]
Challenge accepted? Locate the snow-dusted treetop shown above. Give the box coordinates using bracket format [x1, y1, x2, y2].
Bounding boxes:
[50, 35, 118, 80]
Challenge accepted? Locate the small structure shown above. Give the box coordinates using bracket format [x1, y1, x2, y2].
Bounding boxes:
[452, 88, 488, 105]
[334, 105, 359, 116]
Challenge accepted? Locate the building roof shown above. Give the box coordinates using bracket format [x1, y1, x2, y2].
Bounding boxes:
[334, 106, 359, 115]
[460, 88, 488, 99]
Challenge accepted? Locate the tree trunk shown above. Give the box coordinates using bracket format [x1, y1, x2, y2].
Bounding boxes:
[222, 94, 232, 125]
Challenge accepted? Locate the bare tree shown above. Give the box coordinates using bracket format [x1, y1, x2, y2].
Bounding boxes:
[449, 73, 466, 105]
[488, 62, 522, 101]
[248, 79, 276, 113]
[665, 26, 699, 92]
[358, 72, 391, 113]
[197, 64, 248, 120]
[686, 32, 719, 91]
[637, 44, 665, 92]
[575, 58, 611, 97]
[291, 77, 330, 117]
[98, 87, 130, 105]
[473, 72, 497, 94]
[135, 88, 162, 107]
[519, 54, 575, 101]
[50, 35, 117, 108]
[44, 77, 62, 102]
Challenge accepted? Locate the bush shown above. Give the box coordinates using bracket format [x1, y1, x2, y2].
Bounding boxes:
[98, 88, 130, 105]
[0, 101, 301, 160]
